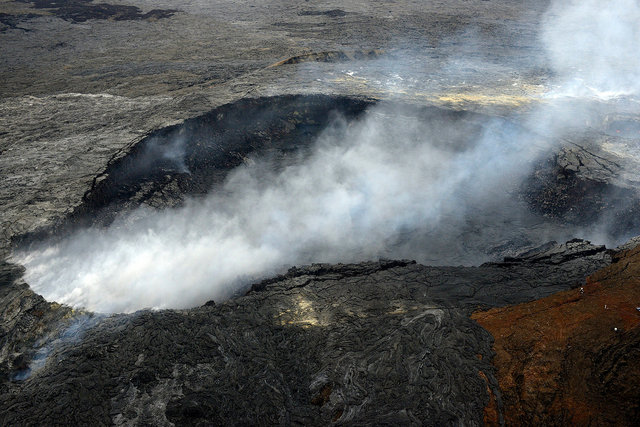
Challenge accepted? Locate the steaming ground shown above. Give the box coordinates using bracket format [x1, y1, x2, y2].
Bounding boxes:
[10, 100, 623, 313]
[542, 0, 640, 98]
[12, 0, 640, 313]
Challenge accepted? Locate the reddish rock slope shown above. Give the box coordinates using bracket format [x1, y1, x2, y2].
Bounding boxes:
[473, 245, 640, 425]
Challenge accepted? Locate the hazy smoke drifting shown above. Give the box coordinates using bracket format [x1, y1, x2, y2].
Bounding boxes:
[16, 106, 555, 312]
[542, 0, 640, 98]
[13, 0, 640, 313]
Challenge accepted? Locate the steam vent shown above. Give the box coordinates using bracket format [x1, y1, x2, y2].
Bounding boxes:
[2, 0, 640, 425]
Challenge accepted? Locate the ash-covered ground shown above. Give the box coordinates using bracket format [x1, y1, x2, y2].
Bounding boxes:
[1, 0, 640, 425]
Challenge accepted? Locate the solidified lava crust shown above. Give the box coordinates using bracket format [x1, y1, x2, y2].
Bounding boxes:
[0, 240, 614, 425]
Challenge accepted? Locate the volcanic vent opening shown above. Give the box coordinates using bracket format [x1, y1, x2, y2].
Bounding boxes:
[13, 95, 640, 313]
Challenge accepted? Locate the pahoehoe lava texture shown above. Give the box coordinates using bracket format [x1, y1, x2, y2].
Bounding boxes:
[3, 0, 640, 423]
[0, 239, 612, 425]
[4, 94, 640, 425]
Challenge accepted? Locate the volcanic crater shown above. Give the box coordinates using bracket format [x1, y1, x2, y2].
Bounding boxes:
[2, 0, 640, 424]
[4, 96, 640, 426]
[19, 94, 640, 266]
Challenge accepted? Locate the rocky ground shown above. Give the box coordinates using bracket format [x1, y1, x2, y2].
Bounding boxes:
[0, 240, 616, 425]
[1, 0, 640, 425]
[473, 240, 640, 425]
[1, 0, 552, 253]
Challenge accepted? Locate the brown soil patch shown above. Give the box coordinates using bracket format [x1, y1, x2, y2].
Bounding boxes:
[472, 245, 640, 425]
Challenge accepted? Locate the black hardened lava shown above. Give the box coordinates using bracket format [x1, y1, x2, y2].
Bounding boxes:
[13, 94, 640, 251]
[524, 152, 640, 239]
[0, 240, 614, 425]
[4, 95, 640, 425]
[12, 95, 498, 247]
[59, 95, 496, 230]
[17, 0, 177, 22]
[75, 95, 375, 225]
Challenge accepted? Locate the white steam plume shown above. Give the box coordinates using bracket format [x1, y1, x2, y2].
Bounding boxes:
[542, 0, 640, 98]
[12, 0, 640, 313]
[15, 106, 553, 312]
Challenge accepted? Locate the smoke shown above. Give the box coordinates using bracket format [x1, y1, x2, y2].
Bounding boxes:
[134, 132, 190, 175]
[542, 0, 640, 98]
[16, 105, 564, 312]
[11, 314, 102, 381]
[11, 0, 640, 313]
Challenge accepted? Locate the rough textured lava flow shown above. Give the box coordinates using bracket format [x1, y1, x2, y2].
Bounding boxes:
[2, 0, 640, 425]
